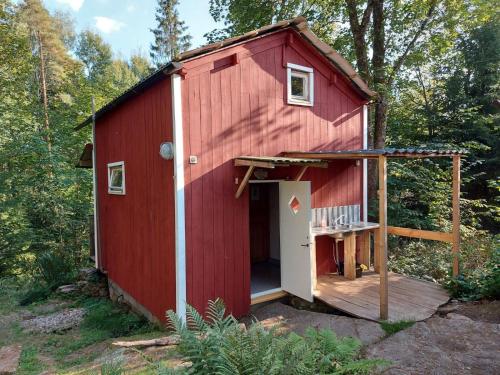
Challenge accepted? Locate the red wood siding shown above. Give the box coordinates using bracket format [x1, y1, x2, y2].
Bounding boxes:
[95, 79, 176, 321]
[181, 30, 365, 317]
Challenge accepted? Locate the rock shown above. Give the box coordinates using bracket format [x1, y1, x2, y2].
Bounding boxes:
[56, 284, 79, 294]
[446, 313, 473, 321]
[78, 267, 98, 281]
[247, 302, 385, 346]
[21, 308, 86, 333]
[0, 344, 22, 375]
[365, 315, 500, 374]
[437, 304, 459, 314]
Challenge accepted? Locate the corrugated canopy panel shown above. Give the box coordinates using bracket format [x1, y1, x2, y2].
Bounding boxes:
[235, 156, 328, 168]
[283, 148, 465, 159]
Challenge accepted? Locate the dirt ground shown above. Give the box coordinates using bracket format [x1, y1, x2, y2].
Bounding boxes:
[451, 300, 500, 323]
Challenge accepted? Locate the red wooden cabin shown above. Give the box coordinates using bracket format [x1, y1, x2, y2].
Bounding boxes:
[76, 17, 377, 323]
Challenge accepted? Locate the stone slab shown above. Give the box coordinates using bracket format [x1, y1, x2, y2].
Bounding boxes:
[0, 344, 22, 375]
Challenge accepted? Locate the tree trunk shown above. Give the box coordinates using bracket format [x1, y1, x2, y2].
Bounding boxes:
[345, 0, 373, 83]
[373, 95, 388, 149]
[371, 0, 386, 144]
[36, 30, 51, 152]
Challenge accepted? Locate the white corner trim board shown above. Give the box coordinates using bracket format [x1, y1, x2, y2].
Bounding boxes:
[363, 104, 368, 223]
[171, 73, 187, 322]
[92, 120, 99, 269]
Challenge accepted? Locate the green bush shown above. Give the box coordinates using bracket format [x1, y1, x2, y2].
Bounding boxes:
[18, 284, 52, 306]
[445, 245, 500, 300]
[36, 251, 77, 288]
[163, 299, 386, 375]
[17, 251, 79, 305]
[80, 298, 154, 337]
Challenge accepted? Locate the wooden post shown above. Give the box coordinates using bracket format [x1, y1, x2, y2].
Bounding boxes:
[359, 231, 371, 269]
[452, 156, 460, 276]
[373, 229, 380, 273]
[343, 232, 356, 280]
[378, 156, 388, 320]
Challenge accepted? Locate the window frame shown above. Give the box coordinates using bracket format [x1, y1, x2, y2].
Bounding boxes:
[287, 63, 314, 106]
[107, 161, 126, 195]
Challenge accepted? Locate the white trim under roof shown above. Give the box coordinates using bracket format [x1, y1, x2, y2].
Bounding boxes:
[171, 73, 187, 322]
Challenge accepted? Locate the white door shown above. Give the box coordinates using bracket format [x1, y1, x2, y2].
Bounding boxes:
[279, 181, 314, 302]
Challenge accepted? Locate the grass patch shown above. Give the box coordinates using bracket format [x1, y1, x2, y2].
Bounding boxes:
[18, 346, 44, 375]
[79, 297, 156, 337]
[0, 279, 165, 373]
[380, 320, 415, 336]
[50, 297, 158, 362]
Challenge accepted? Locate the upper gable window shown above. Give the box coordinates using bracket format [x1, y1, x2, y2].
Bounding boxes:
[287, 63, 314, 106]
[108, 161, 126, 195]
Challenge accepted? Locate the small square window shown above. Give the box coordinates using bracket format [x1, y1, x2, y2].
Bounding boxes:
[287, 63, 314, 106]
[108, 161, 125, 195]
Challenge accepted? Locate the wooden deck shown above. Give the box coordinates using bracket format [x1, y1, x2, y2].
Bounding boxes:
[314, 272, 449, 322]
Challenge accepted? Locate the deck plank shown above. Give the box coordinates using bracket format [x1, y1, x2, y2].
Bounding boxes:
[314, 272, 449, 322]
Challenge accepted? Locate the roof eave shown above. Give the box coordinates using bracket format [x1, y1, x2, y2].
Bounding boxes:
[74, 62, 184, 130]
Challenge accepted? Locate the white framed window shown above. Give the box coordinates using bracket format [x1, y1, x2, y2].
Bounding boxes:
[287, 63, 314, 106]
[107, 161, 126, 195]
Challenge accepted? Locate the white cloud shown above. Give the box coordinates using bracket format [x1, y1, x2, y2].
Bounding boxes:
[94, 16, 125, 34]
[55, 0, 84, 11]
[126, 4, 136, 13]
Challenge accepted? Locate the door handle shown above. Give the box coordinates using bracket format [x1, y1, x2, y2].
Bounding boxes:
[301, 243, 310, 247]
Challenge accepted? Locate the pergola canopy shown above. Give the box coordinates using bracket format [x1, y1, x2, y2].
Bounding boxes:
[283, 148, 465, 160]
[235, 155, 328, 169]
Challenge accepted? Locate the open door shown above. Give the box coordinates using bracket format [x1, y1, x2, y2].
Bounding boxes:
[279, 181, 313, 302]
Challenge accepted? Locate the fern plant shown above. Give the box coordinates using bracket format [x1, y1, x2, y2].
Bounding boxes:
[164, 299, 386, 374]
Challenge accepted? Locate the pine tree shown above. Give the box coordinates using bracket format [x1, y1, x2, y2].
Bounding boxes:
[149, 0, 192, 67]
[19, 0, 74, 152]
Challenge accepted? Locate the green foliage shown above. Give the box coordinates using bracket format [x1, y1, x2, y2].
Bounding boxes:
[18, 284, 52, 306]
[164, 299, 385, 375]
[80, 298, 154, 338]
[380, 320, 415, 336]
[18, 346, 44, 375]
[445, 245, 500, 301]
[205, 0, 336, 44]
[0, 0, 151, 285]
[100, 360, 125, 375]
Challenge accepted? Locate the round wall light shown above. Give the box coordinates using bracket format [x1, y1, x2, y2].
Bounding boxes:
[159, 142, 174, 160]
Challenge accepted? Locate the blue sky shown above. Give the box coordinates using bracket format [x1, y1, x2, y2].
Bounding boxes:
[43, 0, 222, 60]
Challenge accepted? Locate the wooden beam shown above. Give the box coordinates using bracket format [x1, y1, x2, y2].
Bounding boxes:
[378, 156, 388, 320]
[235, 166, 255, 199]
[234, 159, 275, 169]
[251, 290, 288, 305]
[387, 226, 453, 243]
[452, 156, 461, 276]
[295, 166, 308, 181]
